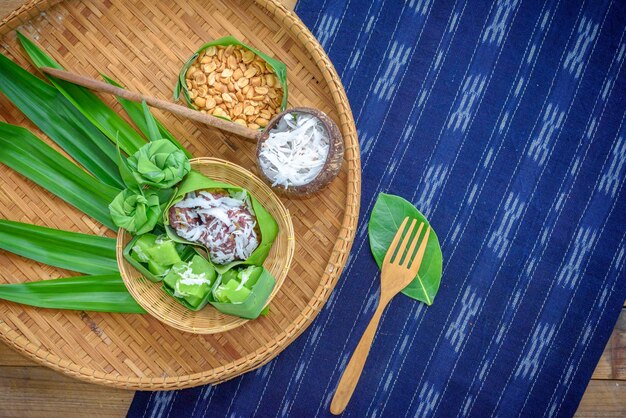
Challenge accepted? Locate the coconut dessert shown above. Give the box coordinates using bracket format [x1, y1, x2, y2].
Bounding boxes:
[168, 189, 259, 264]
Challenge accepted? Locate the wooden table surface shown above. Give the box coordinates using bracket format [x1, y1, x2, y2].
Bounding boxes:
[0, 1, 624, 417]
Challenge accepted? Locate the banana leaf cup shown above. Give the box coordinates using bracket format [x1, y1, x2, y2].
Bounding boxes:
[164, 170, 279, 272]
[161, 254, 217, 311]
[209, 265, 275, 319]
[123, 232, 197, 283]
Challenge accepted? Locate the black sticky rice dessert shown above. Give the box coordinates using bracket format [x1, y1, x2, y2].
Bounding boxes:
[168, 189, 259, 264]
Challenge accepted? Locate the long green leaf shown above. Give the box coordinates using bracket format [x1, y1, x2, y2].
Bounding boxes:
[0, 51, 123, 188]
[102, 75, 192, 158]
[0, 274, 145, 313]
[0, 123, 120, 229]
[17, 32, 147, 156]
[0, 219, 118, 275]
[368, 193, 443, 305]
[142, 101, 161, 142]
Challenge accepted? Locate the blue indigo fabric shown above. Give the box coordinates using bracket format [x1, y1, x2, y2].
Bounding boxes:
[129, 0, 626, 416]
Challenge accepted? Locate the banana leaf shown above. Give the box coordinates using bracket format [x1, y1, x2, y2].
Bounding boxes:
[0, 51, 122, 188]
[0, 123, 119, 229]
[0, 219, 118, 275]
[17, 32, 146, 156]
[101, 75, 191, 158]
[0, 274, 145, 313]
[368, 193, 443, 305]
[208, 267, 275, 319]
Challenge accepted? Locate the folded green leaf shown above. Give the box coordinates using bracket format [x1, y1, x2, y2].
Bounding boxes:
[109, 188, 161, 234]
[101, 75, 191, 158]
[368, 193, 443, 305]
[0, 123, 120, 230]
[0, 219, 118, 275]
[162, 255, 217, 310]
[209, 266, 276, 319]
[127, 139, 191, 188]
[123, 233, 196, 283]
[0, 274, 145, 313]
[0, 50, 122, 188]
[17, 32, 147, 156]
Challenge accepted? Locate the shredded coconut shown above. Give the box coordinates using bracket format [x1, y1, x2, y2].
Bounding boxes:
[258, 112, 330, 188]
[132, 244, 149, 262]
[172, 264, 211, 297]
[236, 266, 257, 290]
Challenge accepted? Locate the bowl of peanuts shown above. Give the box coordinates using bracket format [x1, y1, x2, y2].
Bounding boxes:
[175, 36, 288, 131]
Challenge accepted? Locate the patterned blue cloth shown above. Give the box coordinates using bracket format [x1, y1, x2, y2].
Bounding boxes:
[129, 0, 626, 416]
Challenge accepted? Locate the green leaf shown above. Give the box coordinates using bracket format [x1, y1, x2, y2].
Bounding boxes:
[0, 50, 123, 188]
[127, 139, 191, 189]
[116, 144, 139, 188]
[109, 187, 161, 234]
[0, 274, 145, 313]
[174, 35, 288, 112]
[141, 101, 161, 142]
[101, 75, 192, 158]
[0, 219, 118, 275]
[17, 32, 147, 155]
[208, 267, 276, 319]
[0, 122, 120, 229]
[368, 193, 443, 305]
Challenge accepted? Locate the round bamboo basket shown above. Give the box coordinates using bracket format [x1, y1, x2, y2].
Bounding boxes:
[117, 158, 295, 334]
[0, 0, 361, 390]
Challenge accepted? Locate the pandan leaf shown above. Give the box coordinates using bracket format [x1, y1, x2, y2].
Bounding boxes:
[109, 187, 161, 234]
[0, 219, 118, 275]
[116, 144, 139, 189]
[0, 123, 120, 229]
[127, 139, 191, 189]
[16, 32, 147, 155]
[0, 274, 145, 313]
[368, 193, 443, 305]
[101, 75, 191, 158]
[141, 101, 161, 142]
[0, 51, 123, 188]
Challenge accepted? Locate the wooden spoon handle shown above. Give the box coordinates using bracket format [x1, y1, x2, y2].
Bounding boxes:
[40, 67, 259, 142]
[330, 299, 388, 415]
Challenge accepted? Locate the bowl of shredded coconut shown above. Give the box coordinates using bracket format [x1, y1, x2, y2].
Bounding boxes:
[256, 107, 344, 196]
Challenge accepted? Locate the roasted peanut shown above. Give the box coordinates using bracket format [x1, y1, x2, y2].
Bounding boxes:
[185, 44, 284, 129]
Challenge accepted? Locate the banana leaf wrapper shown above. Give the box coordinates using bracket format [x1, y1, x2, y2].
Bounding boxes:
[123, 233, 198, 283]
[209, 266, 275, 319]
[161, 255, 217, 311]
[174, 35, 288, 115]
[163, 170, 279, 273]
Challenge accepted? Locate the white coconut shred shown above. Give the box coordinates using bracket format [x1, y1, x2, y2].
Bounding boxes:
[258, 112, 330, 188]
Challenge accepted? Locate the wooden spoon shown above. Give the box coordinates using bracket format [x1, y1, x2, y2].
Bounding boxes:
[40, 67, 344, 196]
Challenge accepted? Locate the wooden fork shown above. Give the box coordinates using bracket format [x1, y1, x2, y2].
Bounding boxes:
[330, 217, 431, 415]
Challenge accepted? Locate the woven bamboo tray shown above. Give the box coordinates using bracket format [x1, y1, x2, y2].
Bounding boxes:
[118, 157, 296, 334]
[0, 0, 360, 390]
